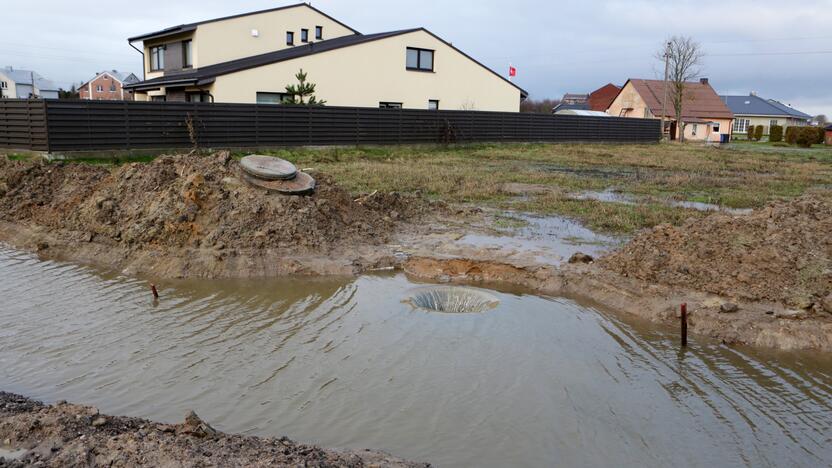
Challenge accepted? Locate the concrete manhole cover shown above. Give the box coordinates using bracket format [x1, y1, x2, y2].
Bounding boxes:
[404, 286, 500, 314]
[240, 155, 298, 180]
[241, 171, 316, 195]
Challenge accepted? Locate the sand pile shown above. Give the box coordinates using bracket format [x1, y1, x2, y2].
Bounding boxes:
[0, 153, 426, 254]
[601, 192, 832, 310]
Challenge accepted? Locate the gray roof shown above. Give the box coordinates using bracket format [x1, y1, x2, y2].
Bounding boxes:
[720, 94, 811, 119]
[125, 28, 529, 98]
[82, 70, 140, 86]
[127, 3, 360, 42]
[1, 67, 59, 91]
[552, 102, 589, 112]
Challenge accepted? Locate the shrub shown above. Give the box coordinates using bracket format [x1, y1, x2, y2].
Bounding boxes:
[754, 125, 764, 141]
[747, 125, 755, 141]
[785, 126, 799, 145]
[795, 127, 815, 148]
[814, 127, 825, 145]
[769, 125, 783, 142]
[772, 142, 790, 147]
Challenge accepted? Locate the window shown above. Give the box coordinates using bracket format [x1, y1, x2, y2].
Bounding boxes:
[151, 95, 166, 102]
[301, 29, 309, 43]
[286, 31, 294, 46]
[379, 102, 403, 109]
[109, 84, 116, 92]
[187, 92, 210, 103]
[712, 122, 720, 133]
[150, 45, 165, 71]
[733, 118, 749, 133]
[406, 47, 434, 71]
[691, 123, 698, 136]
[428, 100, 439, 110]
[770, 119, 778, 128]
[1, 81, 8, 89]
[257, 92, 287, 105]
[315, 26, 323, 40]
[96, 85, 104, 92]
[183, 40, 193, 68]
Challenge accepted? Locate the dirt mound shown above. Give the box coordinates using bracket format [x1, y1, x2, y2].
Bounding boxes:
[0, 153, 428, 255]
[0, 392, 425, 467]
[601, 193, 832, 309]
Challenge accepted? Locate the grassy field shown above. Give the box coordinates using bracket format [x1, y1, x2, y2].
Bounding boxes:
[5, 142, 832, 234]
[253, 142, 832, 233]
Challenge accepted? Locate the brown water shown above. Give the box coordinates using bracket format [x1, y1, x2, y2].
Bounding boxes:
[1, 246, 831, 467]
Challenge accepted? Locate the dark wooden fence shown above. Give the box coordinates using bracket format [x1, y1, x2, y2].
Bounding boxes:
[0, 99, 660, 152]
[0, 100, 49, 151]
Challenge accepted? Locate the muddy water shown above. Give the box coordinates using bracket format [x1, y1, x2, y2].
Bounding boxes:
[1, 247, 831, 468]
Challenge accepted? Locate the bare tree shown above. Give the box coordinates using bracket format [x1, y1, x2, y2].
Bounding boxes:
[812, 114, 828, 127]
[657, 36, 703, 142]
[520, 98, 561, 113]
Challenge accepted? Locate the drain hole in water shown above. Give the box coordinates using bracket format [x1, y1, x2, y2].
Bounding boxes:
[405, 286, 500, 314]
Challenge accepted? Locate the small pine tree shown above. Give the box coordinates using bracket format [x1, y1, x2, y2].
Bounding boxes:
[283, 69, 326, 105]
[769, 125, 783, 142]
[747, 125, 755, 141]
[754, 125, 764, 141]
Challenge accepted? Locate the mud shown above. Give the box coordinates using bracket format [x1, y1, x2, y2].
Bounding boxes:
[0, 392, 425, 467]
[601, 193, 832, 310]
[0, 154, 438, 278]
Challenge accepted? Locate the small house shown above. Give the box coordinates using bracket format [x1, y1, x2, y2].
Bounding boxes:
[0, 66, 59, 99]
[607, 78, 733, 142]
[720, 93, 811, 136]
[79, 71, 140, 101]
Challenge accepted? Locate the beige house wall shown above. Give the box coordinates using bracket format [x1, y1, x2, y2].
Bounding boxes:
[140, 6, 355, 80]
[0, 71, 17, 99]
[207, 30, 521, 111]
[606, 82, 651, 118]
[733, 115, 808, 135]
[195, 7, 355, 67]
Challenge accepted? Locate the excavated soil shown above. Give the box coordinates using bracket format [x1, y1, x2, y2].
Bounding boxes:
[0, 392, 425, 467]
[600, 193, 832, 311]
[0, 153, 436, 277]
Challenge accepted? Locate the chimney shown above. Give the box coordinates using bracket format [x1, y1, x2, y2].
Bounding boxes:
[750, 91, 757, 97]
[699, 78, 709, 85]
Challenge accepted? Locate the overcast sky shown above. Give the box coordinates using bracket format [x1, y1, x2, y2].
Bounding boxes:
[3, 0, 831, 115]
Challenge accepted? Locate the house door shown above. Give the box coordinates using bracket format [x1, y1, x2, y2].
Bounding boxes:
[669, 121, 677, 140]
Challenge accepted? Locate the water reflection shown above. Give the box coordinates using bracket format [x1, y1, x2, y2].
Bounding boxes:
[1, 246, 830, 468]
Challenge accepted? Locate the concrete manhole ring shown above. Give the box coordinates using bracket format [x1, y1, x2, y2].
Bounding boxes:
[403, 286, 500, 314]
[240, 155, 298, 181]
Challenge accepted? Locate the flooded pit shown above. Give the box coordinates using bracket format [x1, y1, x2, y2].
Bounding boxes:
[1, 246, 831, 467]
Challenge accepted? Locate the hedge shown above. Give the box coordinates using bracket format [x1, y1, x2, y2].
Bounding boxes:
[769, 125, 783, 142]
[785, 126, 799, 145]
[754, 125, 764, 141]
[747, 125, 755, 140]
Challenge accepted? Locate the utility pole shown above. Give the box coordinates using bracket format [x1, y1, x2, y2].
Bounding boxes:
[661, 41, 670, 141]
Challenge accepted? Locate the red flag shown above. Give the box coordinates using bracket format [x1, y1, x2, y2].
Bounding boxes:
[509, 66, 517, 77]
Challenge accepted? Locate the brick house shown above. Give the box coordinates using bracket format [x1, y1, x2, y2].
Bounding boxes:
[78, 71, 140, 100]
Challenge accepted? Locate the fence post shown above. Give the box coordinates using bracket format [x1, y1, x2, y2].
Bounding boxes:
[41, 99, 50, 153]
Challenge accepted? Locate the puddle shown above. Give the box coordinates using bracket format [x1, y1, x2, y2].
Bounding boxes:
[1, 247, 831, 467]
[458, 213, 623, 264]
[575, 189, 753, 215]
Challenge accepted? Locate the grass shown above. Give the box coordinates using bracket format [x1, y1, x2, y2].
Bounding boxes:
[248, 142, 832, 233]
[8, 142, 831, 234]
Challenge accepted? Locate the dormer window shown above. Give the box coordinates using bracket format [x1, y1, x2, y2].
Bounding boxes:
[301, 29, 309, 43]
[286, 31, 294, 46]
[406, 47, 434, 72]
[315, 26, 323, 40]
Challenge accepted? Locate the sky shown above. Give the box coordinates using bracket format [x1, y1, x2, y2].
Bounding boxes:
[3, 0, 831, 116]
